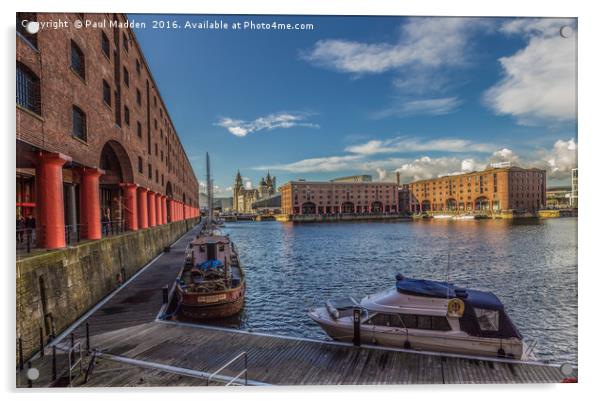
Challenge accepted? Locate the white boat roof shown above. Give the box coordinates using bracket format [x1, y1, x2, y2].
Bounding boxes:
[190, 235, 230, 245]
[360, 287, 449, 316]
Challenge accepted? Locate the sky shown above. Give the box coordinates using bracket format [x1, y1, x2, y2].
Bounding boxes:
[131, 15, 577, 196]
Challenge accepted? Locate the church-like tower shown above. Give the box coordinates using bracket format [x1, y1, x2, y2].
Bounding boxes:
[233, 170, 243, 212]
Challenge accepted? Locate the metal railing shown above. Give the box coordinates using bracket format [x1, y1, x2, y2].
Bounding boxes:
[67, 342, 83, 387]
[17, 219, 126, 254]
[207, 351, 248, 386]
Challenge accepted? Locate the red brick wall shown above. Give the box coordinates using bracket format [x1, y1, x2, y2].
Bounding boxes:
[16, 13, 198, 207]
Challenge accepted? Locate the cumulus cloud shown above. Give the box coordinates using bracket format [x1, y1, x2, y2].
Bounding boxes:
[198, 181, 233, 197]
[215, 112, 319, 137]
[490, 148, 520, 164]
[484, 18, 577, 125]
[534, 138, 578, 179]
[345, 137, 497, 155]
[242, 177, 254, 190]
[255, 137, 577, 184]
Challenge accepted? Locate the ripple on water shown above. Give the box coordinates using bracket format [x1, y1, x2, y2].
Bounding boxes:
[218, 218, 577, 364]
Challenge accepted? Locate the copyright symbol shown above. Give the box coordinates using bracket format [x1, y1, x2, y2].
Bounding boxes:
[74, 20, 83, 29]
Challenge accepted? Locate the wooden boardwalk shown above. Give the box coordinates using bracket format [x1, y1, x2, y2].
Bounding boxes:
[18, 223, 573, 387]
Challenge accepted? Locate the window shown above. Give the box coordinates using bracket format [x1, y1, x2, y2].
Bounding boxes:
[72, 106, 87, 141]
[136, 59, 141, 74]
[123, 67, 129, 87]
[136, 89, 141, 105]
[474, 308, 499, 332]
[155, 143, 158, 155]
[367, 313, 404, 328]
[122, 33, 129, 52]
[138, 157, 143, 173]
[137, 121, 142, 138]
[102, 80, 111, 106]
[16, 62, 41, 115]
[101, 32, 110, 58]
[154, 119, 157, 129]
[397, 314, 450, 331]
[148, 164, 152, 179]
[17, 13, 38, 48]
[155, 169, 159, 183]
[124, 105, 130, 125]
[70, 40, 85, 79]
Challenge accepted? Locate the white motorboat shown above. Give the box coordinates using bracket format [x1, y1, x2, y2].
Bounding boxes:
[309, 274, 526, 359]
[433, 214, 453, 219]
[452, 215, 475, 220]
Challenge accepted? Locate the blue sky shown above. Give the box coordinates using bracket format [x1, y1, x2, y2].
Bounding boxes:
[131, 15, 577, 195]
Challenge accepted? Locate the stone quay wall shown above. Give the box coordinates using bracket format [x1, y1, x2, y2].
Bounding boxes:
[16, 218, 199, 361]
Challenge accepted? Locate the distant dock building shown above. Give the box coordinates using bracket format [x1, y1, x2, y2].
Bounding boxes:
[406, 166, 546, 214]
[279, 180, 398, 215]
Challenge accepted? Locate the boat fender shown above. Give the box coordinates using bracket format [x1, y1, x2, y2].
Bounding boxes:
[325, 301, 340, 320]
[404, 340, 411, 349]
[447, 298, 465, 317]
[497, 348, 506, 358]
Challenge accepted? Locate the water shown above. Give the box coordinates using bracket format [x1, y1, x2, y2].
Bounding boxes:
[219, 218, 577, 365]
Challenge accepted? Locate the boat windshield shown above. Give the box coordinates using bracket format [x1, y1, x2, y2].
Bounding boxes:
[474, 308, 500, 331]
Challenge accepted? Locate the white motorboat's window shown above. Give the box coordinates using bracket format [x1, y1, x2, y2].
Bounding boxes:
[366, 313, 404, 328]
[199, 245, 205, 253]
[400, 314, 417, 329]
[474, 308, 499, 331]
[412, 315, 451, 331]
[219, 244, 225, 251]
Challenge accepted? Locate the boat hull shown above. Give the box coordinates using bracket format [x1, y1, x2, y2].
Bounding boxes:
[177, 284, 245, 319]
[310, 309, 524, 360]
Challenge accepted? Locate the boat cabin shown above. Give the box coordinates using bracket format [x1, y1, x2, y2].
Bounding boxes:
[187, 235, 233, 267]
[358, 276, 522, 340]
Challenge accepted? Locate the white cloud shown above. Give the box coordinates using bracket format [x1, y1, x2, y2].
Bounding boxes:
[535, 138, 578, 179]
[490, 148, 520, 164]
[198, 181, 233, 197]
[254, 155, 363, 173]
[216, 112, 319, 137]
[256, 138, 577, 184]
[345, 137, 497, 155]
[372, 97, 461, 118]
[484, 18, 576, 125]
[242, 176, 254, 190]
[301, 18, 488, 75]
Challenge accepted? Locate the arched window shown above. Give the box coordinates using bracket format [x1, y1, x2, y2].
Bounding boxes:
[16, 62, 41, 115]
[71, 40, 85, 79]
[72, 105, 87, 141]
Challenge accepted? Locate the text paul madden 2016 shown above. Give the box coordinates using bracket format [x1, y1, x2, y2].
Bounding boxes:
[152, 19, 315, 31]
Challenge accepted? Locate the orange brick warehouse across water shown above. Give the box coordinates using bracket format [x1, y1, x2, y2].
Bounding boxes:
[16, 13, 200, 250]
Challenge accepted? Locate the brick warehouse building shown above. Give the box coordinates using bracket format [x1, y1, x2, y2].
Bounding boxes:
[16, 13, 199, 250]
[407, 166, 546, 214]
[280, 181, 399, 215]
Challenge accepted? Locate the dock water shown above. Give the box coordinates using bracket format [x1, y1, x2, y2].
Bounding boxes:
[17, 224, 571, 387]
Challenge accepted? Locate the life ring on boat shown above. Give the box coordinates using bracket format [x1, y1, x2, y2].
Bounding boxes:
[447, 298, 465, 317]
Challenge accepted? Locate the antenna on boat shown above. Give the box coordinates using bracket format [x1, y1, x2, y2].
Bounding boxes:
[206, 152, 213, 234]
[446, 249, 451, 299]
